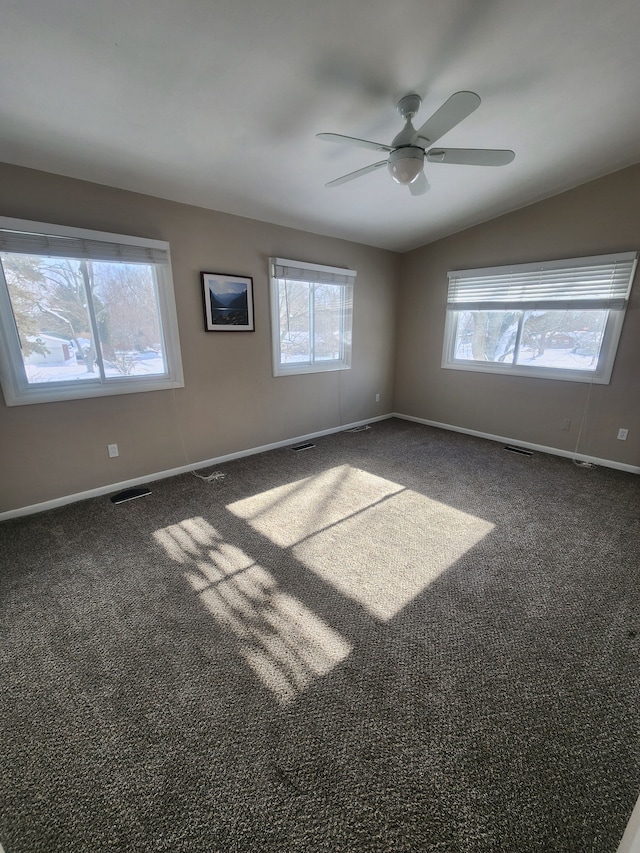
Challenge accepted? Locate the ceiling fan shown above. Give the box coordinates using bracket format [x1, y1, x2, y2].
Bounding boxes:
[317, 91, 514, 196]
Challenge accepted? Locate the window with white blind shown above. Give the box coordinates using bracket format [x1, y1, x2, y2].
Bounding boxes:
[442, 251, 637, 383]
[0, 217, 184, 405]
[269, 257, 355, 377]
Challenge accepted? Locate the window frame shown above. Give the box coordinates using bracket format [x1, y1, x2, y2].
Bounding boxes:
[0, 217, 184, 406]
[269, 257, 355, 377]
[442, 251, 637, 384]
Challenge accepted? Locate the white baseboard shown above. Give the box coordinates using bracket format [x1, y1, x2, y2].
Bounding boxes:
[4, 411, 637, 521]
[393, 413, 640, 475]
[617, 792, 640, 853]
[0, 414, 393, 521]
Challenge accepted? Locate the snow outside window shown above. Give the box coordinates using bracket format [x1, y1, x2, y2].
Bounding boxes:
[269, 257, 355, 377]
[442, 252, 637, 384]
[0, 217, 184, 406]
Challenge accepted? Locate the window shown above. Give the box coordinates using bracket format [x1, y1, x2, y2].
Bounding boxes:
[442, 251, 637, 384]
[0, 217, 184, 405]
[269, 257, 355, 376]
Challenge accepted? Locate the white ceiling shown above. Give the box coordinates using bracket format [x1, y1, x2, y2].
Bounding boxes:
[2, 0, 640, 253]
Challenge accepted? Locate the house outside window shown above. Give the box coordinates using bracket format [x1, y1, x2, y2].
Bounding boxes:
[269, 257, 355, 377]
[0, 217, 183, 406]
[442, 251, 637, 384]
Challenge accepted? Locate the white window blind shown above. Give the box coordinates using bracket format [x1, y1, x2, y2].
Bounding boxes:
[0, 228, 168, 265]
[447, 252, 637, 312]
[271, 259, 356, 287]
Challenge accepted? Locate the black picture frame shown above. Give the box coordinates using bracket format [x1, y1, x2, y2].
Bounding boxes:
[201, 271, 255, 332]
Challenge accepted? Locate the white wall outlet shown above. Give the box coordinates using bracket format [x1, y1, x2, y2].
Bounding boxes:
[561, 419, 571, 431]
[617, 428, 629, 440]
[375, 393, 380, 402]
[108, 443, 119, 458]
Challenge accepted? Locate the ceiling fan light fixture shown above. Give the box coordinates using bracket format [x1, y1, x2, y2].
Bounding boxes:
[388, 147, 424, 185]
[320, 90, 514, 190]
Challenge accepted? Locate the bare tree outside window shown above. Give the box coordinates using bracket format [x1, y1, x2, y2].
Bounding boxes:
[1, 253, 167, 385]
[270, 257, 354, 378]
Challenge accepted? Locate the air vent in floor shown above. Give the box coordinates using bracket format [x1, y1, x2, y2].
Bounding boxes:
[504, 445, 533, 457]
[110, 486, 152, 504]
[291, 442, 316, 452]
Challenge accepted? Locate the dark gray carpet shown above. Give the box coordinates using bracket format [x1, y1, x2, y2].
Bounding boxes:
[1, 418, 639, 852]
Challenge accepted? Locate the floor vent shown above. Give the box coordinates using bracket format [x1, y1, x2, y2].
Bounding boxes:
[291, 442, 316, 452]
[110, 486, 151, 504]
[346, 424, 371, 433]
[504, 445, 533, 457]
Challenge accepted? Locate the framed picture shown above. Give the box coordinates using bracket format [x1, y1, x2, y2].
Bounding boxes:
[201, 272, 255, 332]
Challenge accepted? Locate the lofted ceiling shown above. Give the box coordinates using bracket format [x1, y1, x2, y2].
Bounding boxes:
[1, 0, 640, 253]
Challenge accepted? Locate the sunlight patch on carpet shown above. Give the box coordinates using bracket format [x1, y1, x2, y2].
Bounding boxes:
[227, 465, 405, 548]
[154, 517, 352, 705]
[227, 465, 495, 621]
[153, 515, 221, 563]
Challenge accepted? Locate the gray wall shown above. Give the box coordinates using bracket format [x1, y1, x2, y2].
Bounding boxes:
[395, 165, 640, 467]
[0, 163, 398, 513]
[2, 161, 639, 514]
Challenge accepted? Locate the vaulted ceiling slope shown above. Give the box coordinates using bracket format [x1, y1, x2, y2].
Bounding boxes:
[2, 0, 640, 252]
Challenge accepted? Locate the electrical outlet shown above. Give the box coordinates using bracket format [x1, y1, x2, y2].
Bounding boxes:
[375, 393, 380, 402]
[108, 443, 119, 458]
[617, 428, 629, 441]
[561, 419, 571, 431]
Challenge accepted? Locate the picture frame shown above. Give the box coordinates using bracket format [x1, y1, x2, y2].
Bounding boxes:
[201, 271, 255, 332]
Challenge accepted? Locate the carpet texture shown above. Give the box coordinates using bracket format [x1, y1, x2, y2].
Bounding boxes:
[0, 418, 638, 852]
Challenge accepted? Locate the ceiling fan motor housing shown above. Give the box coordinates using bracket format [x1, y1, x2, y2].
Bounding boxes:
[397, 93, 422, 120]
[388, 147, 424, 185]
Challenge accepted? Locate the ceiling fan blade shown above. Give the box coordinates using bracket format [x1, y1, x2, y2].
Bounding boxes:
[413, 91, 481, 146]
[408, 172, 429, 196]
[325, 160, 388, 187]
[426, 148, 515, 166]
[317, 132, 393, 153]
